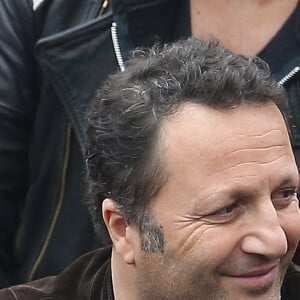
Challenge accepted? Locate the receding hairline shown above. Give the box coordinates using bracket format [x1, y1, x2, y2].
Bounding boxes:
[149, 98, 290, 195]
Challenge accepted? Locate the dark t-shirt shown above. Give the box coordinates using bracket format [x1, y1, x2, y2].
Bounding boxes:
[259, 2, 300, 76]
[174, 0, 300, 78]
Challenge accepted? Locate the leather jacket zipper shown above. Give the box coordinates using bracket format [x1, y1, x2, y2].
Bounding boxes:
[33, 0, 45, 11]
[278, 66, 300, 86]
[97, 0, 109, 17]
[27, 123, 72, 281]
[111, 22, 125, 72]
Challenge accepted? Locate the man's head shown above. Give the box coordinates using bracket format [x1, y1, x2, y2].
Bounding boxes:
[86, 38, 300, 299]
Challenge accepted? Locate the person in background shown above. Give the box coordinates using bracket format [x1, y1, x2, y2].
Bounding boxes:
[1, 37, 300, 300]
[0, 0, 299, 289]
[0, 0, 113, 287]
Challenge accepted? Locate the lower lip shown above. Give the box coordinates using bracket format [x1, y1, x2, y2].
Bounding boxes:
[230, 267, 277, 289]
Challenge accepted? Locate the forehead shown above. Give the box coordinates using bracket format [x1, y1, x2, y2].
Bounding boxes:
[161, 101, 290, 152]
[158, 101, 296, 193]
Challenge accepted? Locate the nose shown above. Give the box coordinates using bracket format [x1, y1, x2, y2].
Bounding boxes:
[240, 203, 288, 259]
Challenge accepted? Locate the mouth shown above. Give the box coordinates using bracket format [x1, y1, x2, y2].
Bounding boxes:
[226, 265, 277, 291]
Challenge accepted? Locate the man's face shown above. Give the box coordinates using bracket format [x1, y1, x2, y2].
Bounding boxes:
[133, 102, 300, 300]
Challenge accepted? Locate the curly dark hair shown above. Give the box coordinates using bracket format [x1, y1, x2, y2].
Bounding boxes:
[85, 38, 288, 249]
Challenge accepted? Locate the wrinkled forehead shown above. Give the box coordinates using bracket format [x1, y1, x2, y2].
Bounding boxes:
[161, 100, 290, 145]
[158, 101, 295, 179]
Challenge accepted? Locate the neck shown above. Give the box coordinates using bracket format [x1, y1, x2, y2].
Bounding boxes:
[190, 0, 298, 55]
[111, 249, 138, 300]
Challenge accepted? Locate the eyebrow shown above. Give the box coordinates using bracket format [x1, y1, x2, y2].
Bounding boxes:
[217, 173, 300, 202]
[275, 173, 300, 190]
[197, 172, 300, 210]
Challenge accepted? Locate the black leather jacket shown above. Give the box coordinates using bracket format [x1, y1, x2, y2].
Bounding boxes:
[0, 0, 180, 287]
[0, 0, 117, 287]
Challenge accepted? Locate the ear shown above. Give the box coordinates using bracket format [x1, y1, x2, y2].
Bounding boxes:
[102, 198, 135, 264]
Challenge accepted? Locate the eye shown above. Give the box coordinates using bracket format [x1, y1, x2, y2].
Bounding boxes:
[206, 202, 241, 223]
[272, 188, 298, 210]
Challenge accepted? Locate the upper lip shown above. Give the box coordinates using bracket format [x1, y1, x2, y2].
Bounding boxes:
[229, 265, 276, 278]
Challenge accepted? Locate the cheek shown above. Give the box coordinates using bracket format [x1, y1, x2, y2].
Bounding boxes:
[167, 225, 242, 268]
[199, 228, 244, 265]
[279, 205, 300, 250]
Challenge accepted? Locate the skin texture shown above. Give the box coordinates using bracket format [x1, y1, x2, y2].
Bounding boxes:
[127, 102, 300, 300]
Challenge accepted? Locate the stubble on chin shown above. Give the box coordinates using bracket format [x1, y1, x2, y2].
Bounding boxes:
[135, 251, 286, 300]
[135, 251, 226, 300]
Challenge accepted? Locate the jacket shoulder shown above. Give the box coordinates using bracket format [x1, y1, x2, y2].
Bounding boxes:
[0, 247, 112, 300]
[0, 287, 20, 300]
[282, 263, 300, 300]
[0, 277, 56, 300]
